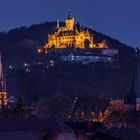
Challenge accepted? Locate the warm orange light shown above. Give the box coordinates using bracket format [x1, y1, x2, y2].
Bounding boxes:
[44, 14, 96, 49]
[37, 48, 43, 53]
[0, 92, 8, 109]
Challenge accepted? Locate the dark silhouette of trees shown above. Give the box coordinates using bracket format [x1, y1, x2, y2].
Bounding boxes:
[84, 39, 90, 50]
[37, 94, 72, 119]
[0, 20, 135, 102]
[14, 95, 27, 117]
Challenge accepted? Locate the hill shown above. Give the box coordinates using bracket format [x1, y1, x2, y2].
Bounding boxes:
[0, 21, 136, 101]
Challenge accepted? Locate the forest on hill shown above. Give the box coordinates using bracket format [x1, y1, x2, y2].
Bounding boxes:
[0, 21, 137, 101]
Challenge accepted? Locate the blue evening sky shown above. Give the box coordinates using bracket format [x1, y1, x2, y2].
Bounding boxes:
[0, 0, 140, 46]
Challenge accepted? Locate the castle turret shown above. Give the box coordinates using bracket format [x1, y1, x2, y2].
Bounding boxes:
[65, 11, 74, 30]
[0, 53, 7, 110]
[56, 19, 60, 29]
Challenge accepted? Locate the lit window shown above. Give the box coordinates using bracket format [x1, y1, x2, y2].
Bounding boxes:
[37, 48, 43, 53]
[25, 68, 30, 73]
[9, 65, 13, 69]
[24, 63, 30, 67]
[38, 62, 42, 65]
[71, 57, 74, 61]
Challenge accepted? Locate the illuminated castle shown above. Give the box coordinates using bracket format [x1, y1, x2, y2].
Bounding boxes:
[44, 12, 108, 49]
[0, 53, 7, 110]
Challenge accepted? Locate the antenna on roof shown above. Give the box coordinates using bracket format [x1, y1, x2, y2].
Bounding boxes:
[68, 10, 72, 19]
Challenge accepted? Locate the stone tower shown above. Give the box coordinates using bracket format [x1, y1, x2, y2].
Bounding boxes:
[65, 11, 74, 30]
[0, 53, 7, 110]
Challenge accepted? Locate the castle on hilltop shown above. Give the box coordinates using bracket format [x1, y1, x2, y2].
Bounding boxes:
[44, 12, 108, 49]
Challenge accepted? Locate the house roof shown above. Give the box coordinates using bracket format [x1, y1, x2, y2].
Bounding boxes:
[58, 30, 78, 36]
[63, 52, 112, 58]
[0, 132, 41, 140]
[46, 117, 73, 134]
[89, 130, 120, 140]
[0, 118, 47, 131]
[65, 121, 107, 133]
[110, 128, 140, 140]
[0, 117, 75, 140]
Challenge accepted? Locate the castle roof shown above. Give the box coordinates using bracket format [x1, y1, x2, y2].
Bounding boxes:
[58, 30, 78, 37]
[75, 22, 83, 32]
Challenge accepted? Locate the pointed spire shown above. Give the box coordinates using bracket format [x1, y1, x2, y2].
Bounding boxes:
[0, 53, 6, 92]
[86, 28, 89, 33]
[128, 48, 140, 106]
[0, 53, 4, 81]
[75, 21, 82, 31]
[67, 10, 72, 19]
[131, 48, 140, 97]
[56, 19, 60, 29]
[0, 52, 7, 111]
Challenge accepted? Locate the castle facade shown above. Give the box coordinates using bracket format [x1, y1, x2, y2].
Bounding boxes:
[44, 12, 108, 49]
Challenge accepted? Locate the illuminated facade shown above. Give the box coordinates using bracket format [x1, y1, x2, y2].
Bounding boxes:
[44, 12, 107, 49]
[0, 53, 7, 110]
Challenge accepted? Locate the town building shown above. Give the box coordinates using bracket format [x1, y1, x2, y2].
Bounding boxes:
[0, 117, 77, 140]
[103, 49, 140, 131]
[89, 130, 120, 140]
[0, 117, 131, 140]
[61, 52, 113, 64]
[107, 49, 140, 112]
[60, 48, 118, 65]
[44, 12, 108, 49]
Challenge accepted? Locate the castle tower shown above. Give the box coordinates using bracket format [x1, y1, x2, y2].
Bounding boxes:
[0, 53, 7, 110]
[56, 19, 60, 29]
[65, 11, 74, 30]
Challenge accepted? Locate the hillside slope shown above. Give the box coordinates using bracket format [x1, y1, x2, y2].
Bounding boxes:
[0, 22, 136, 101]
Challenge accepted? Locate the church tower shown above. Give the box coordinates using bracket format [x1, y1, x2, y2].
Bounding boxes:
[124, 48, 140, 111]
[65, 11, 74, 30]
[0, 53, 7, 110]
